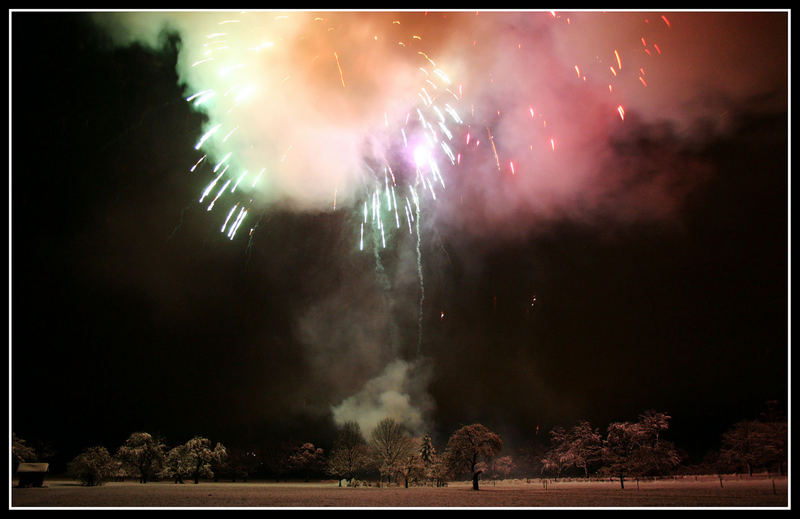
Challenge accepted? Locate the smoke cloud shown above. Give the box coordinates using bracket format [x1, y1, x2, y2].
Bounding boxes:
[92, 10, 786, 436]
[92, 9, 787, 236]
[331, 358, 435, 437]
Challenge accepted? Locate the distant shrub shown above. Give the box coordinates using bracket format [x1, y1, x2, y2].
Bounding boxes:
[68, 446, 115, 486]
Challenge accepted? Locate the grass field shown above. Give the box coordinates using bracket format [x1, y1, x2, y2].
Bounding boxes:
[11, 475, 789, 508]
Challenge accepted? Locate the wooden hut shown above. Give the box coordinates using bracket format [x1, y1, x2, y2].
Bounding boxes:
[16, 463, 49, 488]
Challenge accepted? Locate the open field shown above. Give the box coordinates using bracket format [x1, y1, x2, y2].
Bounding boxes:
[11, 476, 789, 508]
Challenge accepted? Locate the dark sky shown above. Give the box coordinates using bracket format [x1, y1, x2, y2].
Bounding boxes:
[10, 10, 788, 469]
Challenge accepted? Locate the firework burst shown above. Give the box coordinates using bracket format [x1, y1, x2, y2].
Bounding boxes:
[181, 11, 467, 250]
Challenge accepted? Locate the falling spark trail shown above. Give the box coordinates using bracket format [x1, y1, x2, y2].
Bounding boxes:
[195, 124, 221, 150]
[415, 203, 424, 356]
[189, 155, 207, 172]
[487, 127, 500, 171]
[333, 51, 346, 88]
[221, 203, 238, 232]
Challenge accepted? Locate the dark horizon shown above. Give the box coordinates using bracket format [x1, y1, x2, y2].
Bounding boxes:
[10, 11, 789, 474]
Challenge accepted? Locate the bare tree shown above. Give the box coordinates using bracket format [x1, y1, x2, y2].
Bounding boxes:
[442, 423, 503, 490]
[369, 418, 415, 486]
[327, 421, 371, 486]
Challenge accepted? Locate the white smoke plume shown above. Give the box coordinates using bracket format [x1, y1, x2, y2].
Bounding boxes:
[330, 358, 435, 437]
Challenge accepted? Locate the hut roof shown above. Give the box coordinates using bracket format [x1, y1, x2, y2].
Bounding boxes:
[17, 462, 49, 473]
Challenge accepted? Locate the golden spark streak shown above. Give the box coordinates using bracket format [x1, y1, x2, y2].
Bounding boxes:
[334, 51, 346, 88]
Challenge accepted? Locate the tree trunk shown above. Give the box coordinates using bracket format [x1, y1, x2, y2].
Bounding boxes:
[472, 470, 481, 491]
[619, 473, 625, 490]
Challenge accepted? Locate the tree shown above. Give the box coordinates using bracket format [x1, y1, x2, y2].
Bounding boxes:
[567, 421, 603, 478]
[442, 423, 503, 490]
[397, 438, 425, 488]
[600, 411, 681, 489]
[720, 420, 764, 476]
[115, 432, 166, 484]
[286, 442, 326, 482]
[369, 418, 415, 486]
[418, 434, 438, 485]
[160, 444, 193, 484]
[719, 414, 788, 477]
[183, 436, 228, 484]
[541, 426, 569, 478]
[600, 421, 639, 489]
[489, 455, 516, 484]
[750, 401, 787, 476]
[67, 446, 115, 486]
[327, 421, 372, 485]
[515, 439, 549, 481]
[224, 447, 261, 482]
[760, 420, 788, 476]
[109, 458, 129, 482]
[630, 411, 681, 478]
[12, 433, 37, 473]
[429, 456, 451, 487]
[544, 421, 603, 479]
[328, 445, 372, 485]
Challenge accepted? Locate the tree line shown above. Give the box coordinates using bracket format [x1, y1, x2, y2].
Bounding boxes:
[13, 432, 230, 487]
[12, 402, 786, 490]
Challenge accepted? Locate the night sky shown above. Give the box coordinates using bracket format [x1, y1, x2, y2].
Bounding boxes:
[10, 10, 788, 471]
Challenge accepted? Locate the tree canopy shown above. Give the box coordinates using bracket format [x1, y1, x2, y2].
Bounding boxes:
[115, 432, 166, 484]
[442, 423, 503, 490]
